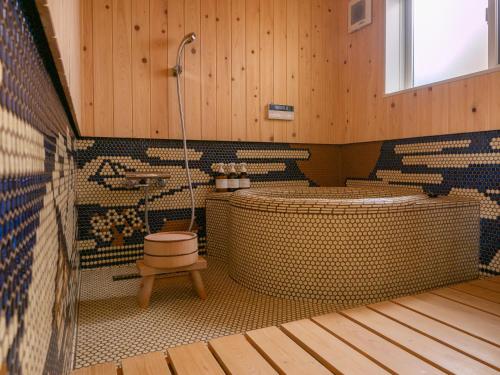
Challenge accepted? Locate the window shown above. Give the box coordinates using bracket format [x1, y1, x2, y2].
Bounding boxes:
[385, 0, 499, 94]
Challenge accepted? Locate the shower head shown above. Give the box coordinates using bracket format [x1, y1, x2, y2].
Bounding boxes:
[174, 32, 197, 76]
[181, 32, 197, 45]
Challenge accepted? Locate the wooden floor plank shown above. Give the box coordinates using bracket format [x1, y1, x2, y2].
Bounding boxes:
[451, 283, 500, 303]
[369, 301, 500, 371]
[208, 334, 278, 375]
[168, 342, 225, 375]
[343, 306, 497, 375]
[432, 288, 500, 316]
[245, 326, 330, 375]
[71, 363, 117, 375]
[75, 277, 500, 375]
[122, 352, 171, 375]
[395, 293, 500, 346]
[312, 313, 444, 375]
[281, 319, 389, 375]
[471, 280, 500, 293]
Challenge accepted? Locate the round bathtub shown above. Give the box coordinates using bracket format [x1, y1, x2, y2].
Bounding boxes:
[228, 187, 479, 304]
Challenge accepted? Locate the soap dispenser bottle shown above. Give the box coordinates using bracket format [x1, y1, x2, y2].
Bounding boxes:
[215, 163, 228, 192]
[238, 163, 250, 189]
[227, 163, 240, 192]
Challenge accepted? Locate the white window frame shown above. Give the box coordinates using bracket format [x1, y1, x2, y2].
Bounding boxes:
[385, 0, 500, 95]
[489, 0, 500, 67]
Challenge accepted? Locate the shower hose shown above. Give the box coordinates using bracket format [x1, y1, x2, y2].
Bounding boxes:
[143, 36, 196, 235]
[142, 79, 194, 235]
[175, 66, 196, 233]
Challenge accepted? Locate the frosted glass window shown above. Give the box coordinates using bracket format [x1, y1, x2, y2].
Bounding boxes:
[413, 0, 489, 86]
[385, 0, 498, 94]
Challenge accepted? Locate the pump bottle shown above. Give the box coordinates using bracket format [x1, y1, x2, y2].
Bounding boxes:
[238, 163, 250, 189]
[214, 163, 228, 192]
[227, 163, 239, 192]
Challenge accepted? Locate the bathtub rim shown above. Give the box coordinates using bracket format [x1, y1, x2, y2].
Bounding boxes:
[227, 186, 479, 214]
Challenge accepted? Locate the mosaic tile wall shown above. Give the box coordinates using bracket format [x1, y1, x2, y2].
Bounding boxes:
[76, 139, 319, 268]
[0, 1, 78, 374]
[347, 130, 500, 276]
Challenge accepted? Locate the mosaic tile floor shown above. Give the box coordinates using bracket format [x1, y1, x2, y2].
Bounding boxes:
[74, 257, 339, 368]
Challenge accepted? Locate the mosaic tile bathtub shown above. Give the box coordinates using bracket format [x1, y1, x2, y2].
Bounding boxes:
[227, 187, 479, 302]
[0, 1, 78, 374]
[76, 139, 322, 268]
[346, 130, 500, 276]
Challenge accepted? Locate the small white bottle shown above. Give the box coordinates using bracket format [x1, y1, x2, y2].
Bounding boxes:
[214, 163, 228, 192]
[227, 163, 240, 192]
[238, 163, 251, 189]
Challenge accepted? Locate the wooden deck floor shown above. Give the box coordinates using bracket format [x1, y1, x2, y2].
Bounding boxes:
[72, 276, 500, 375]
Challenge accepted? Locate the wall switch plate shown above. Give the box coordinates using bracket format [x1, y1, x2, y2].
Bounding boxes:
[267, 104, 295, 121]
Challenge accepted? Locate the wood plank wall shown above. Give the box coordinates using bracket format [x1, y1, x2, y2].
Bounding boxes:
[335, 0, 500, 144]
[80, 0, 337, 144]
[36, 0, 82, 129]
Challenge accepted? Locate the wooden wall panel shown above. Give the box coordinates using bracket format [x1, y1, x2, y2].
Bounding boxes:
[69, 0, 82, 125]
[415, 87, 432, 135]
[167, 0, 184, 139]
[472, 75, 491, 131]
[489, 74, 500, 130]
[132, 0, 151, 138]
[259, 0, 274, 142]
[430, 85, 449, 135]
[82, 0, 338, 144]
[92, 0, 114, 136]
[36, 0, 82, 131]
[285, 0, 299, 142]
[113, 0, 133, 137]
[293, 144, 343, 186]
[45, 0, 499, 142]
[323, 0, 336, 143]
[297, 0, 312, 143]
[231, 0, 246, 141]
[150, 0, 169, 138]
[245, 0, 260, 141]
[333, 0, 349, 143]
[336, 0, 500, 143]
[81, 0, 94, 135]
[184, 0, 202, 139]
[200, 0, 217, 140]
[310, 0, 326, 143]
[273, 0, 287, 142]
[216, 0, 232, 140]
[339, 141, 382, 182]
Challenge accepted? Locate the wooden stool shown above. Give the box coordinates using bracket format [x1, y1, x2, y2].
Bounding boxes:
[136, 256, 207, 308]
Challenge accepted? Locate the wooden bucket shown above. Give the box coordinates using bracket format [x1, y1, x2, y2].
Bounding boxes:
[143, 231, 198, 268]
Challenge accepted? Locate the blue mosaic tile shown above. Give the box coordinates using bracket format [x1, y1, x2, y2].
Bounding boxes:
[0, 1, 78, 374]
